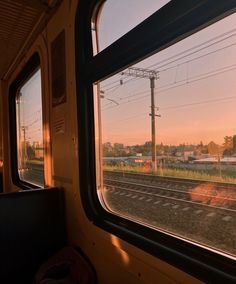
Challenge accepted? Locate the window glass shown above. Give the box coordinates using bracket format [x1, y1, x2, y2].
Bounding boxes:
[95, 0, 171, 53]
[94, 12, 236, 258]
[16, 69, 44, 187]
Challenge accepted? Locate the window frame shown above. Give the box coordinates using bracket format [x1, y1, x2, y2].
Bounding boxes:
[75, 0, 236, 282]
[9, 53, 44, 189]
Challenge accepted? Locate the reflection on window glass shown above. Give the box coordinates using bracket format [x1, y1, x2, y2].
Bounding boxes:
[95, 0, 171, 53]
[16, 69, 44, 187]
[94, 13, 236, 258]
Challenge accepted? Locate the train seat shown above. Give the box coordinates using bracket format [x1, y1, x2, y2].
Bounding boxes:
[0, 187, 66, 283]
[0, 171, 2, 193]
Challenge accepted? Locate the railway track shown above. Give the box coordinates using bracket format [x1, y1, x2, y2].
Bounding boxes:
[104, 178, 236, 212]
[19, 168, 44, 186]
[104, 170, 236, 192]
[103, 170, 236, 256]
[104, 170, 236, 210]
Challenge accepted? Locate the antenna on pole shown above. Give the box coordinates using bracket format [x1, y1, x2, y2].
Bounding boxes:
[121, 67, 160, 172]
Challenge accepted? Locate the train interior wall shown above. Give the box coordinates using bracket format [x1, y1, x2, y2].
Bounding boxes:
[0, 0, 204, 283]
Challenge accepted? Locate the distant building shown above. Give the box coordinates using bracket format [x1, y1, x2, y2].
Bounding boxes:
[183, 151, 194, 157]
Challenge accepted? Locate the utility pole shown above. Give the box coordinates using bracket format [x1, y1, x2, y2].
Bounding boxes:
[16, 92, 23, 169]
[121, 67, 160, 172]
[21, 126, 28, 168]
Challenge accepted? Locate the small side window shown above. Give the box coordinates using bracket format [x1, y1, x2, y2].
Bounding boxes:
[15, 68, 44, 187]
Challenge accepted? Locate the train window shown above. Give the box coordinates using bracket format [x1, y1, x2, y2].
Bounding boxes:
[94, 8, 236, 259]
[15, 68, 44, 187]
[94, 0, 171, 53]
[77, 0, 236, 281]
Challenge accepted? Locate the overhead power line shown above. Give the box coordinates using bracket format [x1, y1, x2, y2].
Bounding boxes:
[101, 30, 236, 94]
[102, 61, 236, 111]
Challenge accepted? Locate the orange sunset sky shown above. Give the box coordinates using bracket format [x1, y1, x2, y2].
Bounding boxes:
[97, 1, 236, 146]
